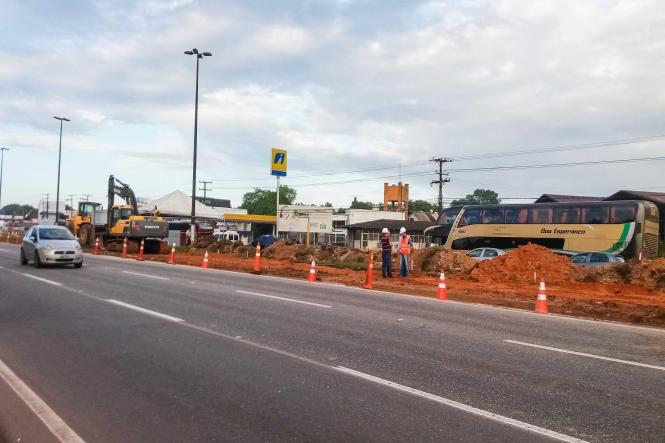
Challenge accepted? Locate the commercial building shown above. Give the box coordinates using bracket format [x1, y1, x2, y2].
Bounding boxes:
[345, 219, 434, 250]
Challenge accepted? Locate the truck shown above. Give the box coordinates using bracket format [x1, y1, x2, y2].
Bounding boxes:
[68, 175, 168, 253]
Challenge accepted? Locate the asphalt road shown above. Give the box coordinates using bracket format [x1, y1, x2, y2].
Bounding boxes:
[0, 242, 663, 442]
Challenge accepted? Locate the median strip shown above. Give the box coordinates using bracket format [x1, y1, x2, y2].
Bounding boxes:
[106, 299, 184, 322]
[335, 366, 586, 443]
[235, 290, 332, 308]
[504, 340, 665, 371]
[22, 273, 63, 287]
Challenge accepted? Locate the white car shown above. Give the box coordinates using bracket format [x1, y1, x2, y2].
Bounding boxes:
[467, 247, 506, 261]
[20, 225, 83, 268]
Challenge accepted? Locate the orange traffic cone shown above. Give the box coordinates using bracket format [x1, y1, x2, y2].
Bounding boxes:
[93, 237, 100, 255]
[167, 243, 176, 265]
[437, 268, 448, 301]
[253, 244, 261, 272]
[136, 239, 145, 261]
[535, 278, 548, 314]
[121, 237, 128, 258]
[201, 250, 209, 269]
[307, 260, 317, 282]
[363, 251, 374, 289]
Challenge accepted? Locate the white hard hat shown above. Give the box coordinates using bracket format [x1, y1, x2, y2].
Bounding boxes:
[382, 228, 389, 234]
[399, 227, 406, 234]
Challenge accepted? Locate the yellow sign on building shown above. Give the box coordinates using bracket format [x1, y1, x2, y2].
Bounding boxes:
[271, 148, 287, 176]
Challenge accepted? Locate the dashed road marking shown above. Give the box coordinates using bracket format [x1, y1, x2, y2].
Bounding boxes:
[122, 270, 169, 280]
[22, 273, 63, 287]
[235, 290, 332, 308]
[106, 299, 184, 322]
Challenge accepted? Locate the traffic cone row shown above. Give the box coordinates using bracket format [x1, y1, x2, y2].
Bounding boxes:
[363, 251, 374, 289]
[307, 260, 317, 282]
[167, 243, 176, 265]
[436, 268, 448, 300]
[136, 239, 145, 261]
[535, 278, 549, 314]
[253, 244, 261, 272]
[201, 250, 209, 269]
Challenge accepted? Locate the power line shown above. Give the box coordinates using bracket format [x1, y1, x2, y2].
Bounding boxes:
[199, 180, 212, 199]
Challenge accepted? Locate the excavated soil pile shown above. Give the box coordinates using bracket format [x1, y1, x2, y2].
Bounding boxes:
[471, 243, 574, 283]
[413, 247, 478, 275]
[190, 235, 217, 249]
[571, 263, 633, 284]
[317, 244, 368, 263]
[263, 241, 314, 262]
[632, 259, 665, 291]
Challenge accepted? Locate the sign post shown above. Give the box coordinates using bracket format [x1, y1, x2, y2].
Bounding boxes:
[271, 148, 287, 238]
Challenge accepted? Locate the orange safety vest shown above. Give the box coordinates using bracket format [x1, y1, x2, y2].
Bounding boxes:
[399, 235, 412, 254]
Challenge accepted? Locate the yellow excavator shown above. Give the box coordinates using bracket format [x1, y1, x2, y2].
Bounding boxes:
[69, 175, 168, 253]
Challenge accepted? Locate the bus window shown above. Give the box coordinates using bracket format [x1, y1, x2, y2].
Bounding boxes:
[611, 205, 636, 224]
[553, 207, 580, 224]
[505, 207, 528, 224]
[582, 206, 609, 224]
[529, 207, 552, 223]
[482, 208, 504, 224]
[459, 208, 482, 226]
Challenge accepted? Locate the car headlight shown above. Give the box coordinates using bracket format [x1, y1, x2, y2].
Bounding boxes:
[75, 244, 82, 251]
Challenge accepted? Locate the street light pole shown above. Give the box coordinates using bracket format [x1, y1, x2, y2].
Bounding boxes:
[184, 48, 212, 244]
[53, 116, 70, 224]
[0, 147, 8, 213]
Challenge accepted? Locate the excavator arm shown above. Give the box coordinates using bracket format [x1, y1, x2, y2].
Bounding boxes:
[108, 175, 139, 215]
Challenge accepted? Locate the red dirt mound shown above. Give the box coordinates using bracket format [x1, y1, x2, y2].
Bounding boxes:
[471, 243, 574, 283]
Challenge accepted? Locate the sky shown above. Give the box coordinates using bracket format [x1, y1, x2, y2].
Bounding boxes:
[1, 0, 664, 211]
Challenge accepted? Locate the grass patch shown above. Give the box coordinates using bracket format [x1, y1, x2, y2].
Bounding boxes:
[318, 260, 368, 271]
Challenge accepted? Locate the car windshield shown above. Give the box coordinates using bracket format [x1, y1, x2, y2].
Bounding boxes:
[38, 228, 74, 240]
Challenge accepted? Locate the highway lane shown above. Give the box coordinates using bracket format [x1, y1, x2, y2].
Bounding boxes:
[0, 243, 664, 441]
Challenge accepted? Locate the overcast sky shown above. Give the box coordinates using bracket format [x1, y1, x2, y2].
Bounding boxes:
[1, 0, 664, 210]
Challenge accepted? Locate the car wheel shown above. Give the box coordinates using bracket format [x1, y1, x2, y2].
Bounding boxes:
[74, 261, 83, 269]
[20, 248, 28, 265]
[33, 251, 42, 268]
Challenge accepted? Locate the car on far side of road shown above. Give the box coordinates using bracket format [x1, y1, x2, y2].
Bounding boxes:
[571, 252, 625, 267]
[20, 225, 83, 269]
[467, 247, 506, 260]
[251, 234, 279, 249]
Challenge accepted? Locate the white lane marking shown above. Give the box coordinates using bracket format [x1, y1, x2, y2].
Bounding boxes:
[22, 273, 63, 287]
[106, 299, 184, 322]
[235, 290, 332, 308]
[504, 340, 665, 371]
[335, 366, 586, 443]
[0, 358, 86, 443]
[121, 270, 169, 280]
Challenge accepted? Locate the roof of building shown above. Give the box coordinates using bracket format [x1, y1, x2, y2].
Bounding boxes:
[534, 194, 604, 203]
[222, 214, 276, 224]
[605, 190, 665, 205]
[345, 219, 433, 231]
[409, 211, 438, 223]
[195, 197, 231, 208]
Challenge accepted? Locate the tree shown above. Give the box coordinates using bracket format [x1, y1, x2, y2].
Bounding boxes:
[450, 189, 501, 207]
[409, 199, 437, 213]
[240, 186, 297, 215]
[1, 204, 35, 217]
[350, 197, 375, 210]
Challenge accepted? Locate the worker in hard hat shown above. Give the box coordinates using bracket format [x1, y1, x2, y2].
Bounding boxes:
[376, 227, 393, 278]
[398, 227, 413, 277]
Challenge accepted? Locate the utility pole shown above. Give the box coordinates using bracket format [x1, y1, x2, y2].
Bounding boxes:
[53, 116, 70, 225]
[430, 157, 452, 212]
[81, 194, 92, 202]
[0, 147, 8, 213]
[66, 194, 76, 215]
[198, 180, 212, 199]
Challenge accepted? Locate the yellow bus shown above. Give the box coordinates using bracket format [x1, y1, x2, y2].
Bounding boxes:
[444, 200, 660, 259]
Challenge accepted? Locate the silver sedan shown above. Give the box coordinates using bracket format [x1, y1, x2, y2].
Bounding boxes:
[20, 225, 83, 268]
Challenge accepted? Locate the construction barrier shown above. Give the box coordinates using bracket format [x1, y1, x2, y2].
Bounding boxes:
[436, 268, 448, 301]
[121, 237, 128, 258]
[363, 251, 374, 289]
[307, 260, 317, 282]
[253, 244, 261, 272]
[167, 243, 176, 265]
[136, 239, 145, 261]
[201, 250, 209, 269]
[535, 278, 548, 314]
[93, 237, 100, 255]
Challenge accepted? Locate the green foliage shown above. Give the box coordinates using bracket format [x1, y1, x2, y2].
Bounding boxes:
[1, 204, 35, 216]
[450, 189, 501, 207]
[350, 197, 375, 210]
[240, 186, 297, 215]
[409, 199, 437, 213]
